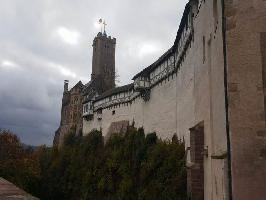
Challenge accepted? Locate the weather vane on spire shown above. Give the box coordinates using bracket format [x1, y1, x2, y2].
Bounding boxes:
[103, 20, 107, 33]
[98, 18, 107, 34]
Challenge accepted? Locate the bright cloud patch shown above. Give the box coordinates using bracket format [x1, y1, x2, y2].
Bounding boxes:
[48, 62, 77, 78]
[94, 21, 101, 30]
[138, 43, 161, 58]
[1, 60, 18, 69]
[56, 27, 80, 45]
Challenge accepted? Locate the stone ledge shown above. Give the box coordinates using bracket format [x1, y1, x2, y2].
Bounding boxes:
[0, 178, 39, 200]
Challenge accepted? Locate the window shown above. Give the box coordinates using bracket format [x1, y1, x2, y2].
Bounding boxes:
[112, 110, 115, 115]
[73, 97, 78, 104]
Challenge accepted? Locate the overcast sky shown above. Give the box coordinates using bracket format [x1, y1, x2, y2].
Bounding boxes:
[0, 0, 187, 146]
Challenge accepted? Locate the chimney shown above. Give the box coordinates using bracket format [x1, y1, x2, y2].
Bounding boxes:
[64, 80, 69, 92]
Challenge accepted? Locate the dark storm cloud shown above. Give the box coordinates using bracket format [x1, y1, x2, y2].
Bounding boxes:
[0, 0, 187, 146]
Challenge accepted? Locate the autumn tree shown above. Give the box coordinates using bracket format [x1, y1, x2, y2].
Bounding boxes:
[0, 129, 41, 196]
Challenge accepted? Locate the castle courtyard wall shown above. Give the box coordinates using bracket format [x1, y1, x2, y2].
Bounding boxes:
[83, 1, 229, 199]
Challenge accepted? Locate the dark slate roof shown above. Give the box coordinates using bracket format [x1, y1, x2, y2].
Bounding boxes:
[83, 75, 124, 104]
[82, 79, 99, 103]
[132, 47, 174, 80]
[73, 80, 84, 89]
[173, 1, 192, 47]
[82, 76, 104, 96]
[82, 80, 95, 96]
[84, 80, 93, 88]
[83, 90, 98, 103]
[132, 1, 192, 80]
[95, 83, 134, 101]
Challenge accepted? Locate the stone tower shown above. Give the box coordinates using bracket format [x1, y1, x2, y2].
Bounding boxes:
[91, 32, 116, 92]
[53, 80, 84, 147]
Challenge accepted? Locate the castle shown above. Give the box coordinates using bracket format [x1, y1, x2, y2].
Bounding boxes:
[53, 31, 116, 146]
[54, 0, 266, 199]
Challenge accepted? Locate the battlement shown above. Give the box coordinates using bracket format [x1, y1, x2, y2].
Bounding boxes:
[94, 32, 116, 44]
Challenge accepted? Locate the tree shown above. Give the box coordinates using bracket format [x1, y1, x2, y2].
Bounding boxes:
[0, 129, 41, 196]
[0, 128, 188, 200]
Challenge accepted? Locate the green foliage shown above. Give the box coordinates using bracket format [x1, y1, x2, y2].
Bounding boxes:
[0, 129, 41, 196]
[1, 128, 188, 200]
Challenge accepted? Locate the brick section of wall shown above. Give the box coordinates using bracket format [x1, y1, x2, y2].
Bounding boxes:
[188, 123, 204, 200]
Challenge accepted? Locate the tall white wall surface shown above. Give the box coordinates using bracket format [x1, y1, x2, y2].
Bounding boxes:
[83, 1, 229, 199]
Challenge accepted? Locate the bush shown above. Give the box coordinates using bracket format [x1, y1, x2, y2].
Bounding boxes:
[0, 129, 41, 196]
[1, 128, 188, 200]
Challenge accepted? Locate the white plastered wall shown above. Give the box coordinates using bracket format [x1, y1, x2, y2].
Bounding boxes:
[83, 1, 228, 199]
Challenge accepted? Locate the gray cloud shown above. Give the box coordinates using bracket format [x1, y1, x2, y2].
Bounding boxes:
[0, 0, 187, 146]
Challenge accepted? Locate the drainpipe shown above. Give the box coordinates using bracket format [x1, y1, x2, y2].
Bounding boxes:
[221, 0, 233, 199]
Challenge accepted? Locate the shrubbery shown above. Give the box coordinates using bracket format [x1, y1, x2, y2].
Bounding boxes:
[0, 127, 187, 200]
[0, 129, 41, 194]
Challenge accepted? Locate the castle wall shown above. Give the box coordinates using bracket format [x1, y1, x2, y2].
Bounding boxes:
[83, 1, 229, 199]
[225, 0, 266, 199]
[56, 83, 83, 147]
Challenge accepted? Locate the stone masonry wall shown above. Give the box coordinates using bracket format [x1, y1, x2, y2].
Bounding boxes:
[225, 0, 266, 199]
[57, 84, 83, 147]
